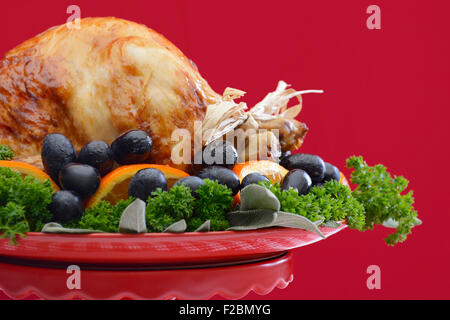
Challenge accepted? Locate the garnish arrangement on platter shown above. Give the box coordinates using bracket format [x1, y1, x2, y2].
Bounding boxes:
[0, 17, 420, 248]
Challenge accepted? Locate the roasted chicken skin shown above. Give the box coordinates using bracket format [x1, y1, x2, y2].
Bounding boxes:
[0, 17, 219, 170]
[0, 17, 311, 172]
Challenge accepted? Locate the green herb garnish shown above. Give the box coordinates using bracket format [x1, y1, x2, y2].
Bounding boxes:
[347, 156, 418, 246]
[146, 185, 195, 232]
[189, 179, 233, 231]
[65, 181, 233, 233]
[259, 180, 365, 228]
[259, 181, 322, 222]
[0, 202, 29, 245]
[0, 145, 14, 160]
[0, 167, 53, 244]
[69, 197, 135, 232]
[259, 155, 419, 246]
[145, 180, 233, 232]
[309, 180, 366, 230]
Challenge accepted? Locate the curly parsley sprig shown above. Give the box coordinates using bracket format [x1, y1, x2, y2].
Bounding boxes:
[259, 180, 365, 228]
[146, 185, 195, 232]
[189, 179, 233, 231]
[68, 197, 135, 232]
[0, 167, 53, 244]
[310, 180, 366, 230]
[0, 202, 29, 245]
[145, 180, 234, 232]
[66, 181, 233, 233]
[0, 145, 14, 160]
[347, 156, 418, 246]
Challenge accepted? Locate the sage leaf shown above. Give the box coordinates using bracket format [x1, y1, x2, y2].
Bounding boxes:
[383, 217, 422, 229]
[164, 219, 187, 233]
[275, 211, 325, 238]
[240, 184, 280, 212]
[194, 220, 211, 232]
[119, 199, 147, 234]
[227, 209, 278, 230]
[42, 222, 105, 234]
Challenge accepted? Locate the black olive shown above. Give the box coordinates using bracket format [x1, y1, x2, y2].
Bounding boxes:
[128, 168, 167, 201]
[172, 176, 205, 197]
[48, 191, 84, 224]
[201, 140, 238, 169]
[41, 133, 77, 184]
[240, 172, 270, 190]
[59, 163, 101, 198]
[281, 169, 312, 195]
[78, 141, 114, 176]
[279, 151, 291, 162]
[279, 153, 326, 185]
[323, 162, 341, 182]
[197, 166, 240, 195]
[111, 130, 153, 165]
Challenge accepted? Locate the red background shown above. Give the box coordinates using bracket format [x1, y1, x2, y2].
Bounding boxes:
[0, 0, 448, 299]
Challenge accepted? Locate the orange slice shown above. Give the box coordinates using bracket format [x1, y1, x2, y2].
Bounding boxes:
[340, 171, 350, 187]
[233, 160, 289, 185]
[0, 160, 59, 192]
[233, 160, 289, 205]
[86, 164, 189, 208]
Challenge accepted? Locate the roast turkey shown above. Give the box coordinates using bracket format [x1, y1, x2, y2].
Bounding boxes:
[0, 17, 316, 172]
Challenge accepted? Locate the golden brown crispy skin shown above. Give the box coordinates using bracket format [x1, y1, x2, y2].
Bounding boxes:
[258, 118, 308, 152]
[0, 17, 220, 171]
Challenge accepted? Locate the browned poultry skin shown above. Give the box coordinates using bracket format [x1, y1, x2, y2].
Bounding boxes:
[258, 118, 308, 152]
[0, 17, 220, 171]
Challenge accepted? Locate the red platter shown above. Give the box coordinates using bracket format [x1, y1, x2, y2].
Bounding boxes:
[0, 225, 346, 299]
